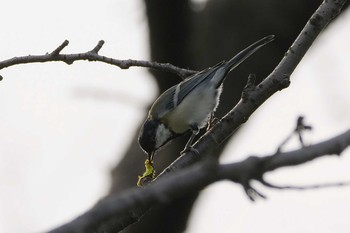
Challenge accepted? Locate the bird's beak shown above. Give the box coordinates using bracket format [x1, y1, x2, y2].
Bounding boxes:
[148, 152, 154, 162]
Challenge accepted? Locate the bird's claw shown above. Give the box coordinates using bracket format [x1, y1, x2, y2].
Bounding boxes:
[180, 146, 200, 156]
[207, 117, 219, 131]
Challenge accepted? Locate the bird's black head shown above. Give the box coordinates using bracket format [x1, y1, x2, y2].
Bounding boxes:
[138, 118, 175, 158]
[138, 118, 159, 157]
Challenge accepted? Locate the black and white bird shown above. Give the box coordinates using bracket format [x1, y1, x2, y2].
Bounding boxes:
[138, 35, 274, 161]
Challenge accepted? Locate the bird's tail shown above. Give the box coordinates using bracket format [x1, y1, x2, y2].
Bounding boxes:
[225, 35, 275, 71]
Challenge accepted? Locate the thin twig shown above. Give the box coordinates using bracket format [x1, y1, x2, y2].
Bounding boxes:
[276, 116, 313, 153]
[242, 182, 266, 201]
[50, 40, 69, 56]
[90, 40, 105, 54]
[0, 40, 197, 79]
[259, 179, 350, 190]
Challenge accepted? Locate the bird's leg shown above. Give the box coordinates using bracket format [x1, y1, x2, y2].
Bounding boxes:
[206, 112, 219, 131]
[181, 124, 200, 155]
[185, 124, 200, 149]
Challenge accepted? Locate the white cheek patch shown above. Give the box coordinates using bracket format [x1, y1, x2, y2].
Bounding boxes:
[155, 124, 172, 148]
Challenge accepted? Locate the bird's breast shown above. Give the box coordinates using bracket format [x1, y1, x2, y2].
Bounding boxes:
[164, 85, 222, 134]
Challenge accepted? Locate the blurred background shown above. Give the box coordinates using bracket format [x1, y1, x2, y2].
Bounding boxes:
[0, 0, 349, 232]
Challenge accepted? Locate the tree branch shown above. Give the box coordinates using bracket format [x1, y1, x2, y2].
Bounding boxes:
[0, 40, 196, 79]
[48, 128, 350, 233]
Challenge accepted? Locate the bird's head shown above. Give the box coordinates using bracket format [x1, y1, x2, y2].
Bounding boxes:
[138, 118, 174, 159]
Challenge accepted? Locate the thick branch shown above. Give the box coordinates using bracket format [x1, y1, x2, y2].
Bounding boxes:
[0, 40, 196, 79]
[220, 130, 350, 181]
[48, 129, 350, 233]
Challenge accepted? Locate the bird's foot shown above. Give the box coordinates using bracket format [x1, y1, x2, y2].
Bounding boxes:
[180, 146, 200, 156]
[207, 116, 219, 131]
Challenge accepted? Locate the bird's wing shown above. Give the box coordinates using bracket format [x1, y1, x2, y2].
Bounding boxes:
[149, 61, 225, 119]
[175, 61, 225, 105]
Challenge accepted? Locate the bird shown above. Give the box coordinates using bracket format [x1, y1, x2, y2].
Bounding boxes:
[138, 35, 275, 162]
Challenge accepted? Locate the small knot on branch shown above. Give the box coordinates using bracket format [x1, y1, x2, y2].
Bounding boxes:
[241, 73, 256, 102]
[119, 59, 132, 69]
[63, 55, 74, 65]
[280, 74, 291, 88]
[309, 14, 324, 29]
